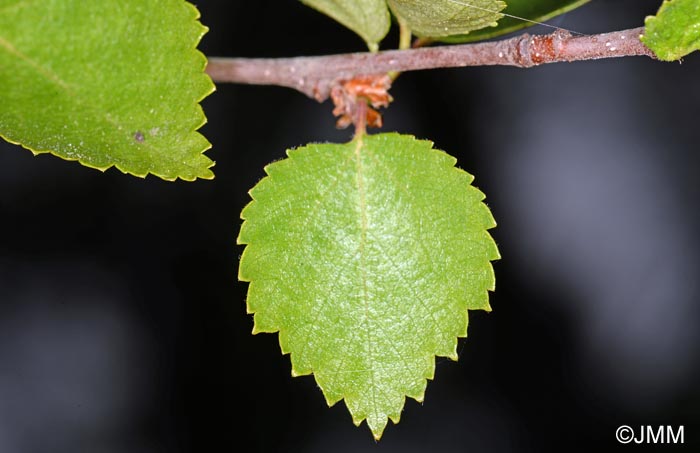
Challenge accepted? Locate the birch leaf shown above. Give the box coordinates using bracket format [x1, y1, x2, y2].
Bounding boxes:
[0, 0, 214, 181]
[642, 0, 700, 61]
[300, 0, 391, 51]
[238, 133, 499, 439]
[387, 0, 506, 38]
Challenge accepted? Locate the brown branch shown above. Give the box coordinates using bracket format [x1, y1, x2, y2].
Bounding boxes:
[206, 27, 654, 102]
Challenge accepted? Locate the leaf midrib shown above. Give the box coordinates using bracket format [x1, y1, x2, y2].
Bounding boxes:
[353, 135, 380, 426]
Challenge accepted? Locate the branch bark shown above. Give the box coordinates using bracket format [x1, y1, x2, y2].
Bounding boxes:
[206, 27, 655, 102]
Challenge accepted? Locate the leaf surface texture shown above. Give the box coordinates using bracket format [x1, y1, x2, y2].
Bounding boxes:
[642, 0, 700, 61]
[300, 0, 391, 51]
[238, 133, 499, 439]
[387, 0, 506, 38]
[0, 0, 214, 180]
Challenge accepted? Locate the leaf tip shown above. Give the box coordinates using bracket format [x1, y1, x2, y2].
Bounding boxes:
[367, 416, 389, 441]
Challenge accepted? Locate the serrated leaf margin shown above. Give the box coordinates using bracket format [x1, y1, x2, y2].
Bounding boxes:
[0, 1, 215, 181]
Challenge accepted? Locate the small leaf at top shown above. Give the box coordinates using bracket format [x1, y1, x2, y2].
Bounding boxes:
[0, 0, 214, 181]
[642, 0, 700, 61]
[441, 0, 591, 43]
[300, 0, 391, 51]
[238, 133, 499, 439]
[386, 0, 506, 38]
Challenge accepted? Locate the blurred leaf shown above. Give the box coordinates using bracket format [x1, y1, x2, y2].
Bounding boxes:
[642, 0, 700, 61]
[238, 133, 499, 439]
[0, 0, 214, 181]
[387, 0, 506, 38]
[441, 0, 591, 43]
[300, 0, 391, 51]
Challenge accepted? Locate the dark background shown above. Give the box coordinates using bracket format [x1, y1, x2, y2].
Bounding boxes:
[1, 0, 698, 451]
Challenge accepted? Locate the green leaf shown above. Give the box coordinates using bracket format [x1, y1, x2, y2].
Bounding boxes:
[386, 0, 506, 38]
[441, 0, 591, 43]
[300, 0, 391, 51]
[0, 0, 214, 181]
[642, 0, 700, 61]
[238, 133, 499, 439]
